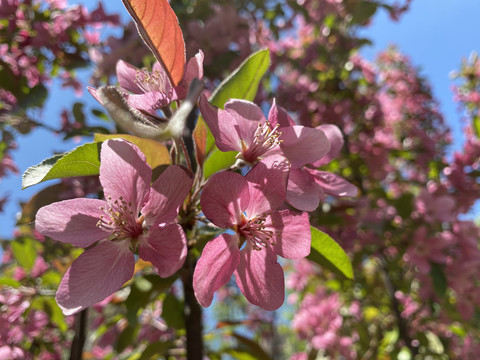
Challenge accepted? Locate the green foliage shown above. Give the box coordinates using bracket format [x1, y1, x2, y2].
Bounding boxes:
[11, 237, 37, 272]
[138, 341, 174, 360]
[124, 274, 176, 325]
[226, 332, 273, 360]
[22, 142, 101, 189]
[162, 293, 185, 329]
[307, 226, 354, 279]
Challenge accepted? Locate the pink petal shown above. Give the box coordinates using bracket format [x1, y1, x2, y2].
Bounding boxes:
[139, 224, 187, 277]
[234, 245, 285, 311]
[193, 233, 240, 307]
[244, 155, 289, 217]
[286, 168, 323, 211]
[125, 92, 173, 112]
[56, 241, 134, 315]
[116, 60, 143, 94]
[224, 99, 266, 146]
[280, 126, 330, 167]
[176, 50, 204, 99]
[267, 99, 296, 128]
[311, 170, 358, 197]
[87, 86, 103, 105]
[199, 94, 243, 152]
[142, 165, 193, 226]
[200, 171, 249, 228]
[268, 209, 311, 259]
[311, 124, 344, 167]
[35, 198, 108, 248]
[100, 139, 151, 213]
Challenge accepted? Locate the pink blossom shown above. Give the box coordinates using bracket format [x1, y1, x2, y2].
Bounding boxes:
[35, 139, 192, 314]
[199, 96, 330, 166]
[193, 155, 311, 310]
[115, 50, 204, 113]
[273, 108, 357, 211]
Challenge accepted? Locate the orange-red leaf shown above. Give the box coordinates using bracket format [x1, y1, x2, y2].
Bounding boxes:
[122, 0, 186, 86]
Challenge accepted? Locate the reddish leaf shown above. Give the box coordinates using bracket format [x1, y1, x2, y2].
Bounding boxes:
[193, 117, 207, 167]
[122, 0, 186, 86]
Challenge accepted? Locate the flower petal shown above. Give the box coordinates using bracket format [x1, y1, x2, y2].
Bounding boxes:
[139, 224, 187, 277]
[280, 126, 330, 167]
[234, 245, 285, 311]
[224, 99, 266, 147]
[35, 198, 108, 248]
[176, 50, 204, 99]
[200, 171, 249, 228]
[286, 168, 323, 211]
[199, 94, 243, 152]
[116, 60, 143, 94]
[267, 99, 296, 128]
[142, 165, 193, 225]
[100, 139, 151, 213]
[193, 233, 240, 307]
[268, 209, 311, 259]
[311, 170, 358, 197]
[56, 241, 134, 315]
[245, 155, 289, 217]
[125, 92, 172, 112]
[311, 124, 344, 167]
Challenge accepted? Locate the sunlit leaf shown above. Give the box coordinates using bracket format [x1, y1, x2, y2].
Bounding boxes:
[11, 237, 37, 272]
[121, 0, 185, 85]
[22, 142, 101, 189]
[307, 226, 353, 279]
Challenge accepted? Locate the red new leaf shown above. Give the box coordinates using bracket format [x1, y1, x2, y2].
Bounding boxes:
[122, 0, 186, 86]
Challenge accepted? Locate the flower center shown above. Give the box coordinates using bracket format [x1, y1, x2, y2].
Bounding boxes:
[135, 67, 170, 94]
[242, 120, 282, 163]
[237, 213, 274, 251]
[96, 196, 144, 249]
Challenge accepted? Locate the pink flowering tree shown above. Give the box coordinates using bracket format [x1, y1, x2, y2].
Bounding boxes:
[1, 0, 480, 359]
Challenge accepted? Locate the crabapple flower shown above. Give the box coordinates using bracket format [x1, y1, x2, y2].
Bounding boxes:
[274, 107, 357, 211]
[193, 155, 311, 310]
[116, 50, 204, 113]
[35, 139, 193, 315]
[199, 95, 330, 165]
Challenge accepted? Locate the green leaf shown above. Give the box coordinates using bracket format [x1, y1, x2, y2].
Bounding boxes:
[307, 226, 353, 279]
[31, 296, 68, 332]
[203, 150, 237, 180]
[162, 293, 185, 329]
[124, 274, 176, 325]
[198, 49, 270, 178]
[139, 340, 173, 360]
[11, 237, 37, 272]
[209, 49, 271, 109]
[351, 1, 377, 24]
[0, 277, 21, 288]
[115, 324, 138, 353]
[72, 102, 85, 125]
[430, 263, 447, 297]
[229, 332, 273, 360]
[473, 116, 480, 138]
[22, 142, 101, 189]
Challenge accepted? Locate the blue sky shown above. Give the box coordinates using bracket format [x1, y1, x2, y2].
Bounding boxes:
[1, 1, 479, 239]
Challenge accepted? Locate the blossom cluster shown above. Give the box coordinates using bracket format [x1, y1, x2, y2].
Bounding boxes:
[31, 20, 359, 314]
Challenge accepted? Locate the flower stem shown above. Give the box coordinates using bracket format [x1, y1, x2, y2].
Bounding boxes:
[69, 308, 87, 360]
[181, 249, 204, 359]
